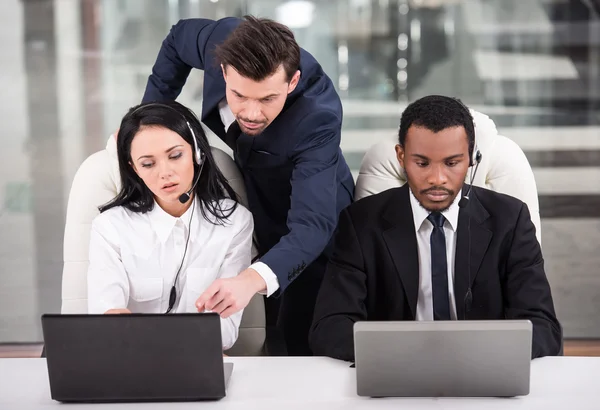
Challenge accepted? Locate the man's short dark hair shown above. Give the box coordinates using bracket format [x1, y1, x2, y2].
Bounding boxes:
[398, 95, 475, 161]
[215, 15, 300, 82]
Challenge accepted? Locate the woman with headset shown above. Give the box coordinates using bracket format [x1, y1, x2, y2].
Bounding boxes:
[87, 101, 253, 350]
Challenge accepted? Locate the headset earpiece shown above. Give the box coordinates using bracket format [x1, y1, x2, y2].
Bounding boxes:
[185, 121, 204, 166]
[469, 139, 482, 167]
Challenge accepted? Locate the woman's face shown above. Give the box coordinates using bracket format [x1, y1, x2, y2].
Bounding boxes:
[130, 125, 196, 209]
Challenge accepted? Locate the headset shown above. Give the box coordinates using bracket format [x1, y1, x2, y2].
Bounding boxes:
[459, 149, 482, 208]
[450, 97, 482, 318]
[129, 102, 206, 313]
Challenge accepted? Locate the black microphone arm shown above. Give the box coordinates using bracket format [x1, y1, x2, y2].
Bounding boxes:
[178, 160, 205, 204]
[459, 152, 482, 318]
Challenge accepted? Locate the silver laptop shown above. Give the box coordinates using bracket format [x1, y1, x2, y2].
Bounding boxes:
[354, 320, 532, 397]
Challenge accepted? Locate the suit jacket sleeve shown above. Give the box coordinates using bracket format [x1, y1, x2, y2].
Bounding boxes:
[504, 203, 563, 358]
[258, 111, 346, 294]
[309, 207, 368, 362]
[142, 18, 238, 102]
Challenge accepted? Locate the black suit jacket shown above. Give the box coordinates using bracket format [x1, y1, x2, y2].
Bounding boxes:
[142, 18, 354, 293]
[309, 185, 562, 361]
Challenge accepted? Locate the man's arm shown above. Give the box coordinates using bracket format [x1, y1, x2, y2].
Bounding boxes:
[503, 203, 563, 358]
[194, 205, 263, 322]
[309, 207, 368, 361]
[142, 18, 239, 102]
[207, 205, 254, 350]
[259, 111, 348, 295]
[196, 110, 349, 312]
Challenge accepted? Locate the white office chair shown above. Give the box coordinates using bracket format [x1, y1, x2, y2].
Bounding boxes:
[354, 109, 541, 244]
[61, 136, 266, 356]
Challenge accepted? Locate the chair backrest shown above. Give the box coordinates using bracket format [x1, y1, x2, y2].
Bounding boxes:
[354, 109, 542, 244]
[62, 136, 266, 356]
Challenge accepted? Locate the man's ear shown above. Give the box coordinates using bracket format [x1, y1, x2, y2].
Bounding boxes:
[287, 70, 301, 94]
[395, 144, 405, 170]
[221, 64, 227, 81]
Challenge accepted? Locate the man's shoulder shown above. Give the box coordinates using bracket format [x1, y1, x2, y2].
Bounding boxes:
[471, 186, 525, 212]
[471, 186, 527, 228]
[284, 88, 342, 128]
[345, 187, 403, 220]
[286, 50, 342, 124]
[281, 104, 342, 150]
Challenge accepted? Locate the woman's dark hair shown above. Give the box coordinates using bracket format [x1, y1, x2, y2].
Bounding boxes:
[99, 101, 238, 224]
[398, 95, 475, 162]
[214, 15, 300, 82]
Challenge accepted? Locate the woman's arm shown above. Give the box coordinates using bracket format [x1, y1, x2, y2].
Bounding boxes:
[87, 215, 131, 314]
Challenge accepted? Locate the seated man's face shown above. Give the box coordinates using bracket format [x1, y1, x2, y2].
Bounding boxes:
[396, 125, 470, 212]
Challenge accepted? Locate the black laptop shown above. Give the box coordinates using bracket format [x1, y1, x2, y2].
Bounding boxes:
[41, 313, 232, 402]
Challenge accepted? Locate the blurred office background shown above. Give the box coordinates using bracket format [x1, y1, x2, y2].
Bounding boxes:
[1, 0, 599, 354]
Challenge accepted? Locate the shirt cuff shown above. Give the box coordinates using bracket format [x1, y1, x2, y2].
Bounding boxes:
[250, 261, 280, 297]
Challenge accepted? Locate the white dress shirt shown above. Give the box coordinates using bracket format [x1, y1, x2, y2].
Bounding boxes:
[87, 198, 253, 350]
[218, 100, 280, 296]
[409, 189, 460, 321]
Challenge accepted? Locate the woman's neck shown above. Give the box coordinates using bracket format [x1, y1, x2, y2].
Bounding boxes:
[156, 195, 194, 218]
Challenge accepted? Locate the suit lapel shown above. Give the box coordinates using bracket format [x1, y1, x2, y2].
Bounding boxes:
[381, 186, 419, 319]
[454, 186, 492, 320]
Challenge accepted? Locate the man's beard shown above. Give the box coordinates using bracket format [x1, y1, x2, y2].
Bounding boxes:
[404, 170, 457, 213]
[238, 118, 268, 136]
[416, 197, 451, 214]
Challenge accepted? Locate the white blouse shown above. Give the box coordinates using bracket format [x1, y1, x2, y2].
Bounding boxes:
[87, 198, 253, 350]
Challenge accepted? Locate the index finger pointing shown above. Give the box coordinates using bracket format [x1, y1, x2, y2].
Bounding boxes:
[195, 280, 222, 310]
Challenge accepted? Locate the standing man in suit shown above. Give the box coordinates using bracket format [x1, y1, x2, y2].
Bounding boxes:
[309, 95, 562, 361]
[142, 16, 354, 355]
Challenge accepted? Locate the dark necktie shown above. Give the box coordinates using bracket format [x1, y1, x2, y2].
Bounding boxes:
[427, 212, 451, 320]
[224, 120, 242, 151]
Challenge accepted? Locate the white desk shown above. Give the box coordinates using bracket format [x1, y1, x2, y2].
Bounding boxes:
[1, 357, 599, 409]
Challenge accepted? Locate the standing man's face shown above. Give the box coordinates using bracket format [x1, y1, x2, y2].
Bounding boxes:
[396, 125, 471, 212]
[222, 64, 300, 136]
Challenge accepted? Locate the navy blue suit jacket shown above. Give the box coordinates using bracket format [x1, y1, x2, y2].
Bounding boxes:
[142, 18, 355, 294]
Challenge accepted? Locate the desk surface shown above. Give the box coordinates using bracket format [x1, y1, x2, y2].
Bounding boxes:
[1, 356, 599, 409]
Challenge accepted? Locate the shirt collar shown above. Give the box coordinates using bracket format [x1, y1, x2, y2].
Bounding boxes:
[218, 99, 236, 131]
[409, 188, 460, 233]
[148, 199, 196, 244]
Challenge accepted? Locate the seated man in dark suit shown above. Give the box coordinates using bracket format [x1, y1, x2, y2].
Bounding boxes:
[309, 95, 562, 362]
